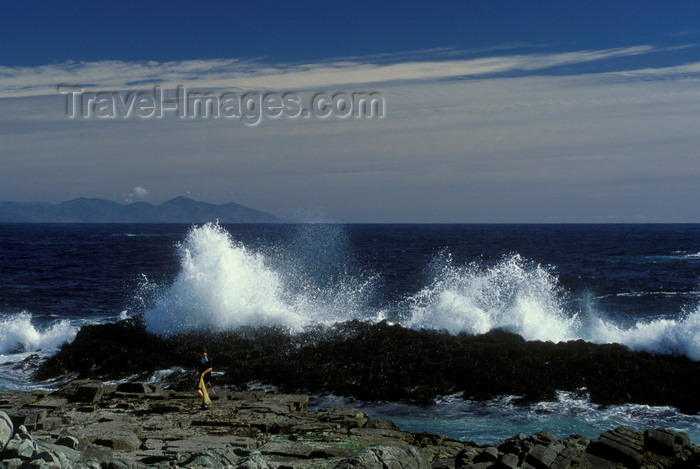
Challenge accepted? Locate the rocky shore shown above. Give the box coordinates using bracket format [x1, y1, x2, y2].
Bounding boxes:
[1, 380, 698, 469]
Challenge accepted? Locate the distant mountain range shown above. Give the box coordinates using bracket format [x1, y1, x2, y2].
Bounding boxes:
[0, 197, 280, 223]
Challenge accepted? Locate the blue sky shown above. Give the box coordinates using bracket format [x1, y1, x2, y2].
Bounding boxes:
[2, 1, 700, 222]
[2, 1, 698, 66]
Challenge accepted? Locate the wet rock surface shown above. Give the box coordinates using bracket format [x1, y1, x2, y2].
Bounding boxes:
[37, 319, 700, 414]
[0, 381, 698, 469]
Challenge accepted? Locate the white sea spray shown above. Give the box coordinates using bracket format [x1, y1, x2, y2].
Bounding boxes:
[143, 222, 379, 336]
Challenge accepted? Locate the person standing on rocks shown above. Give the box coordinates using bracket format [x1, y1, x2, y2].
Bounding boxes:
[196, 346, 213, 410]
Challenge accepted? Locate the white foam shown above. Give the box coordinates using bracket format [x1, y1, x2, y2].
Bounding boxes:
[143, 223, 299, 334]
[402, 253, 580, 342]
[140, 223, 700, 361]
[402, 252, 700, 360]
[142, 222, 377, 336]
[0, 311, 77, 355]
[587, 308, 700, 360]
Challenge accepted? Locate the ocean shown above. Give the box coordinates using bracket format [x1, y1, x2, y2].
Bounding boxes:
[1, 222, 699, 444]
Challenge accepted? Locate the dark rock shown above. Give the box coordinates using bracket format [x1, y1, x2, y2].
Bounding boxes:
[139, 454, 172, 465]
[364, 419, 401, 431]
[550, 445, 585, 469]
[644, 428, 687, 459]
[115, 382, 153, 395]
[455, 446, 478, 468]
[499, 456, 524, 469]
[54, 435, 79, 451]
[560, 433, 589, 448]
[35, 318, 173, 382]
[334, 445, 431, 469]
[53, 379, 101, 399]
[524, 443, 564, 469]
[191, 419, 236, 428]
[496, 433, 529, 456]
[644, 428, 699, 469]
[499, 452, 520, 469]
[5, 409, 47, 432]
[579, 451, 623, 469]
[586, 427, 644, 468]
[468, 463, 495, 469]
[474, 446, 499, 463]
[532, 431, 558, 445]
[70, 382, 105, 403]
[36, 319, 700, 413]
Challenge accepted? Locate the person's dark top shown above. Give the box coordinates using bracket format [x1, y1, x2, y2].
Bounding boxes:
[199, 354, 212, 379]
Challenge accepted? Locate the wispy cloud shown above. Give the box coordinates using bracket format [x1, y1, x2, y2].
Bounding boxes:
[0, 45, 674, 98]
[2, 43, 700, 222]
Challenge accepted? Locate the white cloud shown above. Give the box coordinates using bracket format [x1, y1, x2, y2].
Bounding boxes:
[0, 45, 674, 98]
[122, 186, 150, 203]
[132, 186, 149, 198]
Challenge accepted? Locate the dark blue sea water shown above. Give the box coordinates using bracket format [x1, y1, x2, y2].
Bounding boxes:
[1, 223, 699, 443]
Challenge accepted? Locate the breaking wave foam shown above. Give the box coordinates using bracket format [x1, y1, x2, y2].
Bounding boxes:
[401, 252, 700, 359]
[141, 223, 700, 360]
[589, 309, 700, 360]
[401, 253, 579, 341]
[142, 222, 377, 336]
[0, 312, 78, 355]
[402, 252, 700, 359]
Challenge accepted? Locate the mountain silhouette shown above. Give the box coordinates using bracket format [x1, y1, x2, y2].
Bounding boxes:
[0, 197, 279, 223]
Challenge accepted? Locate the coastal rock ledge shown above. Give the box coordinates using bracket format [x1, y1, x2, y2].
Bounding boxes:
[1, 381, 698, 469]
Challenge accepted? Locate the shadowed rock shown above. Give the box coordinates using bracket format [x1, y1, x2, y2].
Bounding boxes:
[36, 319, 700, 414]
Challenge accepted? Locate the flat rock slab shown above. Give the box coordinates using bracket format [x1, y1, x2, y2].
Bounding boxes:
[25, 397, 68, 409]
[349, 428, 416, 447]
[164, 434, 234, 453]
[259, 439, 322, 459]
[5, 408, 47, 430]
[587, 427, 644, 468]
[334, 445, 431, 469]
[0, 381, 698, 469]
[93, 432, 142, 452]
